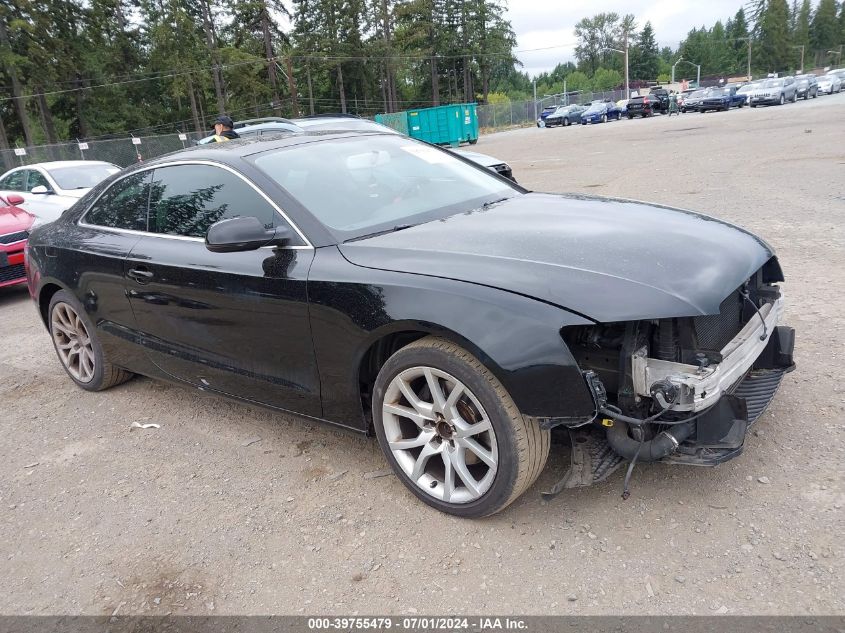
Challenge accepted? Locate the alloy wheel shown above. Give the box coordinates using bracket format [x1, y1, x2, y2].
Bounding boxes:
[382, 366, 498, 504]
[51, 302, 96, 383]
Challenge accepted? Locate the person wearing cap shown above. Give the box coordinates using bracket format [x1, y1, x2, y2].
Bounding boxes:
[211, 115, 240, 142]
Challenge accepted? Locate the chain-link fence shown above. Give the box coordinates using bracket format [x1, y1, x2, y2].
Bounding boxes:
[476, 90, 627, 132]
[1, 91, 635, 169]
[0, 131, 209, 172]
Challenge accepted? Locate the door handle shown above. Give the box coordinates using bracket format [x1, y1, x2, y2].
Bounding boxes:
[127, 267, 154, 283]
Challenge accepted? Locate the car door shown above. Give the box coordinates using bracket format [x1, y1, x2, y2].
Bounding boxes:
[123, 161, 321, 416]
[72, 170, 152, 367]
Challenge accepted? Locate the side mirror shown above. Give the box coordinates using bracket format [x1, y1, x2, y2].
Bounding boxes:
[6, 194, 24, 206]
[30, 185, 50, 195]
[205, 216, 291, 253]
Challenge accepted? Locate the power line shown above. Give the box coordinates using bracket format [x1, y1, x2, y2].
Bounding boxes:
[0, 44, 575, 104]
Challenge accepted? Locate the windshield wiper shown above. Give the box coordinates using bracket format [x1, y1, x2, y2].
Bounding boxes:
[482, 197, 510, 209]
[345, 224, 416, 242]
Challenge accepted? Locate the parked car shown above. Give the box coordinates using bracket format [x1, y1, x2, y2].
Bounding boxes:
[0, 161, 120, 223]
[680, 89, 706, 113]
[536, 106, 558, 127]
[202, 118, 517, 182]
[616, 99, 629, 116]
[699, 86, 746, 112]
[580, 100, 622, 124]
[826, 68, 845, 85]
[626, 95, 660, 118]
[646, 87, 671, 113]
[736, 82, 760, 103]
[543, 104, 587, 127]
[197, 120, 301, 143]
[817, 73, 842, 94]
[0, 193, 34, 289]
[748, 77, 798, 106]
[26, 131, 794, 517]
[794, 74, 819, 99]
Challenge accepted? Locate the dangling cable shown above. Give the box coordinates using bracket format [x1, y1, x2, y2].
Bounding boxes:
[740, 288, 768, 341]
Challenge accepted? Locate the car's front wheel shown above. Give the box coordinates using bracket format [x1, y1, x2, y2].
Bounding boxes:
[372, 337, 550, 517]
[563, 117, 570, 126]
[779, 94, 785, 105]
[601, 114, 607, 123]
[48, 290, 133, 391]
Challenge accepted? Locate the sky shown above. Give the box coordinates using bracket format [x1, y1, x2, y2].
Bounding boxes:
[506, 0, 750, 77]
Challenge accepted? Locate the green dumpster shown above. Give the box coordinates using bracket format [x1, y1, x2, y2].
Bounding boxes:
[377, 104, 478, 147]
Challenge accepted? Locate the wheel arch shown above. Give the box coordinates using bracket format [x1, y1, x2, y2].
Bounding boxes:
[37, 281, 65, 327]
[352, 295, 597, 433]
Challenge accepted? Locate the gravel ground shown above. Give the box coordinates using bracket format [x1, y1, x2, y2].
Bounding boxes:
[1, 94, 843, 617]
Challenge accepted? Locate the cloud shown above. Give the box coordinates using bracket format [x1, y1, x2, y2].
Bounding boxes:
[504, 0, 767, 76]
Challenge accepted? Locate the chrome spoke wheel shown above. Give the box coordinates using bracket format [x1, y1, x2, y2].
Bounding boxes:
[51, 303, 95, 383]
[382, 366, 498, 504]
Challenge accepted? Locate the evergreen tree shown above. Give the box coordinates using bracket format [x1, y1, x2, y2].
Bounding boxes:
[811, 0, 839, 53]
[630, 21, 659, 80]
[757, 0, 791, 72]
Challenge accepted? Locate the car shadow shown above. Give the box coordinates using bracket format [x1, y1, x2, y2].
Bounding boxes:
[0, 284, 31, 308]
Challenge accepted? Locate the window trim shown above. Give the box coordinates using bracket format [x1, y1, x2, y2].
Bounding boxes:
[78, 159, 313, 250]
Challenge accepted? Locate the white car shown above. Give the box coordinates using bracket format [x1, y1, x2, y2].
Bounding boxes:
[0, 160, 120, 222]
[817, 73, 842, 94]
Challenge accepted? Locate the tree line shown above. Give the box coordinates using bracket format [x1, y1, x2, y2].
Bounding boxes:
[1, 0, 844, 148]
[491, 1, 845, 104]
[0, 0, 516, 148]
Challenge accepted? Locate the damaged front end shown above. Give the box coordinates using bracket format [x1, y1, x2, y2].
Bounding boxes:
[549, 260, 795, 496]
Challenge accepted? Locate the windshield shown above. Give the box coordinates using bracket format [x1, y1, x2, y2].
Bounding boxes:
[252, 135, 516, 240]
[689, 90, 706, 98]
[737, 84, 756, 93]
[46, 164, 120, 190]
[584, 103, 605, 114]
[762, 79, 784, 88]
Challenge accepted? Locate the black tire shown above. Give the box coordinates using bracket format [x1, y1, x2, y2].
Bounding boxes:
[627, 114, 633, 119]
[601, 114, 607, 123]
[779, 94, 785, 105]
[372, 336, 550, 518]
[48, 289, 133, 392]
[563, 117, 570, 127]
[468, 138, 478, 145]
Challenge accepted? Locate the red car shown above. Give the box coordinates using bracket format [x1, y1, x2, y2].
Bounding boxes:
[0, 193, 34, 288]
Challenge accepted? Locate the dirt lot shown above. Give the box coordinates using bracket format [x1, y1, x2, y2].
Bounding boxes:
[1, 95, 843, 617]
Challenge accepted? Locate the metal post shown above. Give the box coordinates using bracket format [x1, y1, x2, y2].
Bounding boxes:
[532, 80, 537, 121]
[76, 138, 84, 160]
[563, 80, 567, 105]
[624, 32, 629, 99]
[697, 65, 701, 88]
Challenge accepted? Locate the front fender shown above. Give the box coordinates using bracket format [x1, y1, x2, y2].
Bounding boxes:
[308, 247, 597, 429]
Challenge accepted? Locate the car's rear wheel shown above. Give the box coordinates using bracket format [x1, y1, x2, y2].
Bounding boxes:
[48, 290, 133, 391]
[372, 337, 550, 517]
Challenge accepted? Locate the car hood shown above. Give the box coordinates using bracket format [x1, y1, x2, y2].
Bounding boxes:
[56, 188, 90, 199]
[0, 207, 35, 233]
[338, 193, 775, 322]
[451, 149, 501, 168]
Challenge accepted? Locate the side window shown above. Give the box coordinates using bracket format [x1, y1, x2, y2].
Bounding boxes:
[84, 172, 151, 231]
[148, 164, 286, 239]
[28, 170, 50, 191]
[0, 171, 26, 191]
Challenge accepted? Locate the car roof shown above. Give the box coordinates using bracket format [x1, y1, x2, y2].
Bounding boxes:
[142, 130, 395, 167]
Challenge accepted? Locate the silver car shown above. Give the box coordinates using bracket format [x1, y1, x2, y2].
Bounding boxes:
[748, 77, 799, 106]
[818, 72, 843, 94]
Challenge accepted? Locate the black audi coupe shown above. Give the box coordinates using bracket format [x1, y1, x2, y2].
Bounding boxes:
[25, 131, 795, 517]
